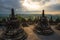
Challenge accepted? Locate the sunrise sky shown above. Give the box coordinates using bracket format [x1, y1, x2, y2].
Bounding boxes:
[0, 0, 60, 14]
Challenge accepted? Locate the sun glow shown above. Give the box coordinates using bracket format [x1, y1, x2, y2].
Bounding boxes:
[21, 0, 56, 11]
[22, 0, 42, 11]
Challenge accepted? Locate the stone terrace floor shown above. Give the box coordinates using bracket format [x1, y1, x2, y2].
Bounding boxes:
[0, 25, 60, 40]
[23, 25, 60, 40]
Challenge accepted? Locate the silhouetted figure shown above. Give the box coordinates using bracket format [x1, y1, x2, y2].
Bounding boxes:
[0, 8, 27, 40]
[55, 23, 60, 30]
[21, 18, 28, 27]
[28, 18, 32, 25]
[0, 18, 6, 26]
[49, 16, 54, 25]
[34, 16, 40, 24]
[55, 17, 60, 30]
[55, 17, 60, 24]
[34, 10, 54, 36]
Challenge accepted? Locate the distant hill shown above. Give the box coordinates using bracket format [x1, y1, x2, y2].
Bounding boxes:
[0, 14, 60, 20]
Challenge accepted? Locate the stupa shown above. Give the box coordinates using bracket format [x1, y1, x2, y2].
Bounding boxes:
[34, 10, 54, 35]
[0, 8, 27, 40]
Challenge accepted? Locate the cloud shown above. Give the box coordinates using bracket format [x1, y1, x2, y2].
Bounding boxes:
[0, 0, 22, 14]
[45, 4, 60, 11]
[40, 0, 50, 5]
[0, 0, 60, 14]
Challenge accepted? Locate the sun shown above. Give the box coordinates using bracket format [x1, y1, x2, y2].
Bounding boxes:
[22, 0, 42, 11]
